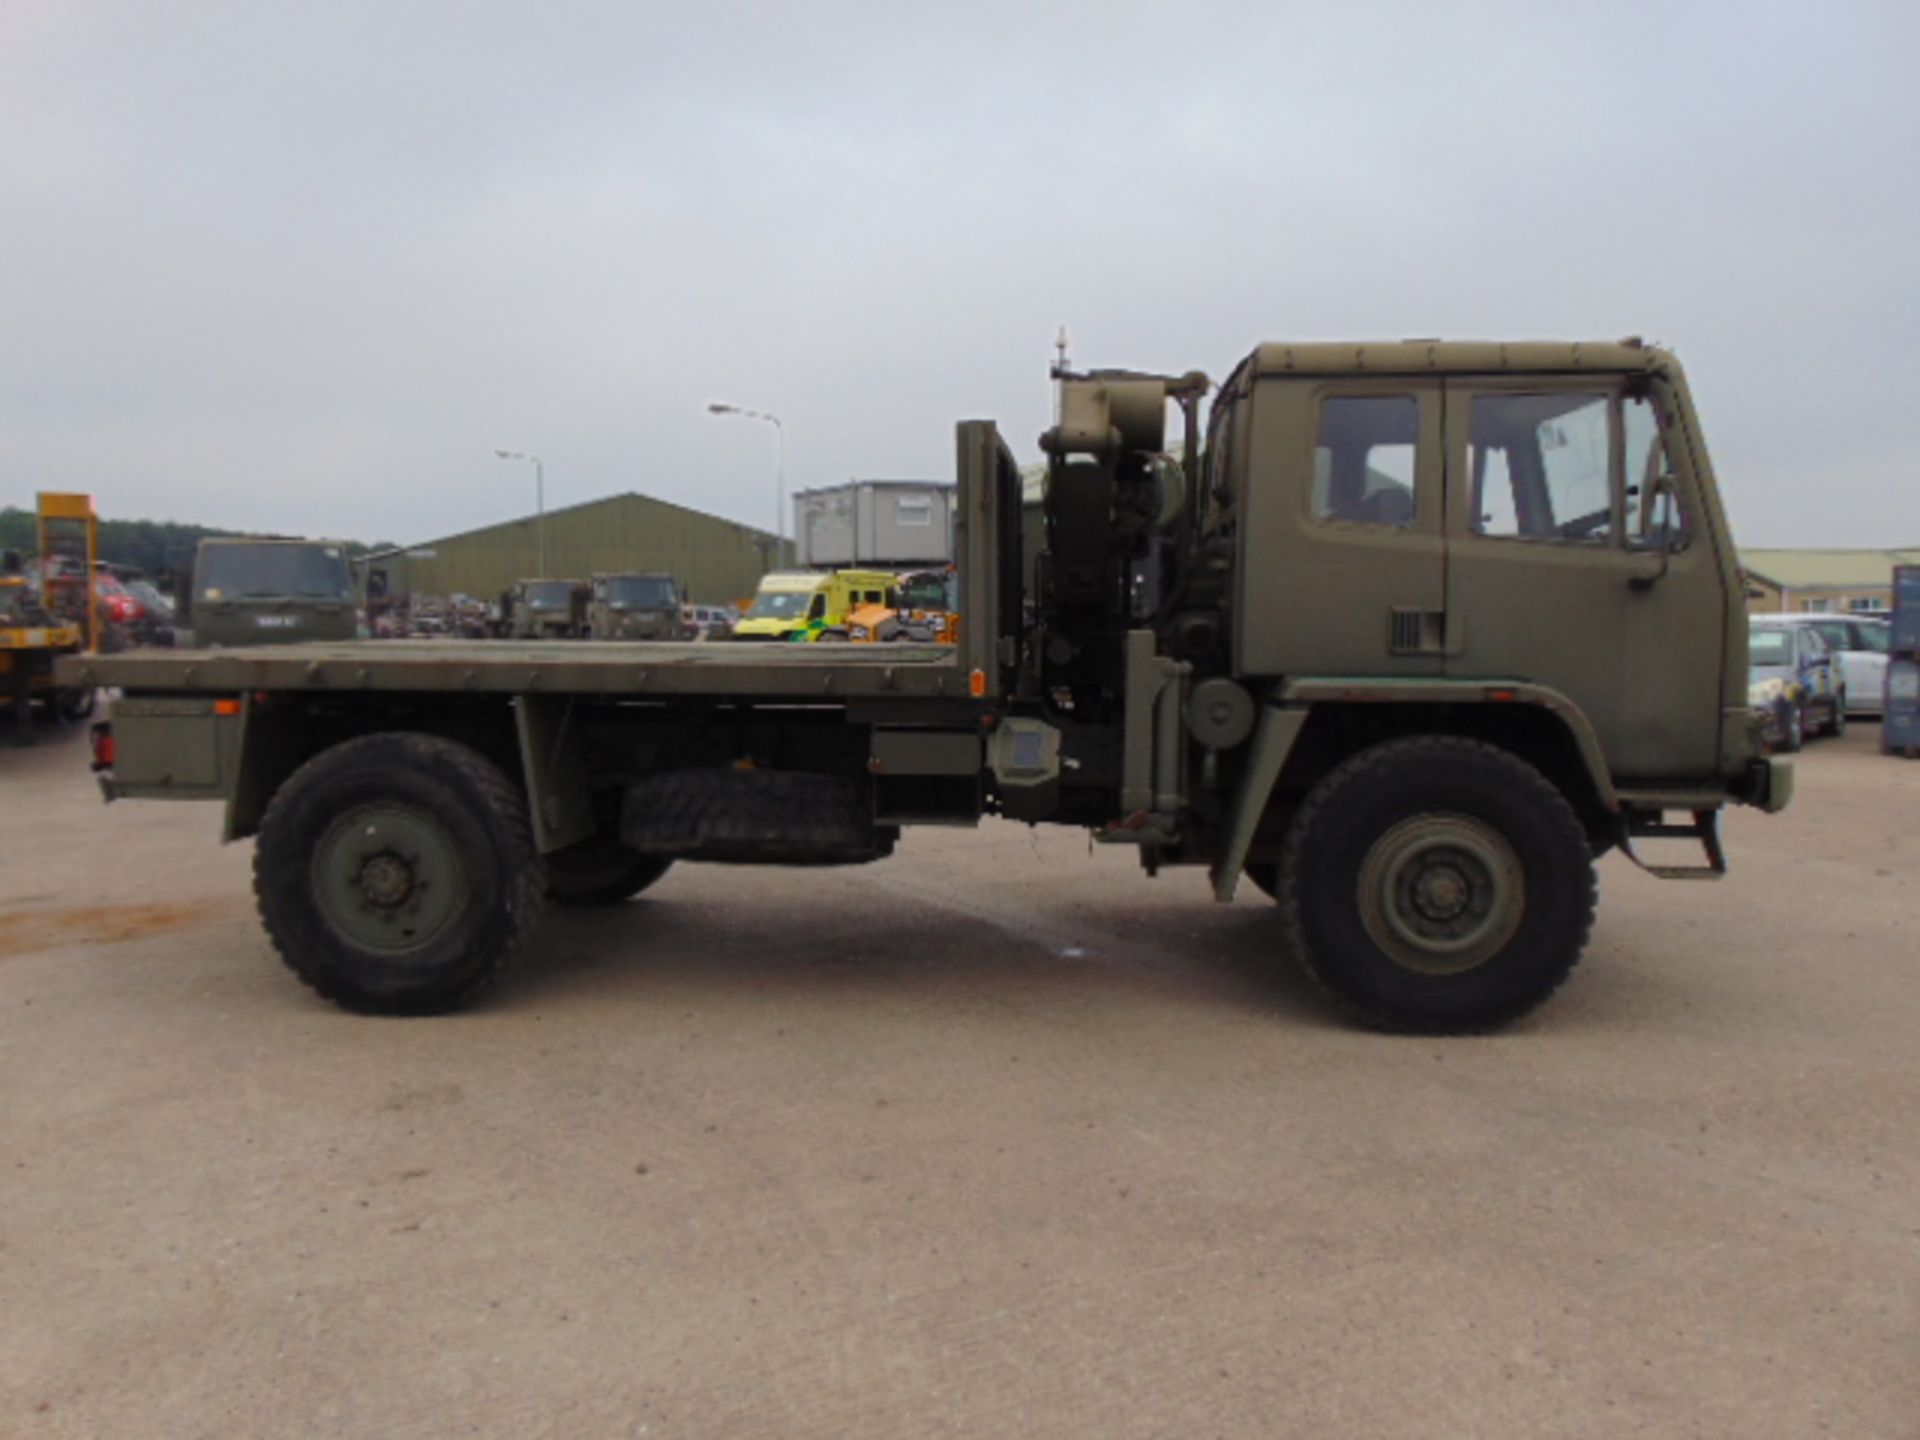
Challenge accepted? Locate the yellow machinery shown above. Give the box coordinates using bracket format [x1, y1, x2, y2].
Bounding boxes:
[834, 567, 960, 644]
[1, 492, 98, 744]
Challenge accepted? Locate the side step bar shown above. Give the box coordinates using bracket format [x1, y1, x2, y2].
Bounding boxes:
[1618, 807, 1726, 880]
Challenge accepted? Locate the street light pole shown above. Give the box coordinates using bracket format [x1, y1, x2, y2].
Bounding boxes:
[493, 449, 546, 574]
[707, 404, 785, 568]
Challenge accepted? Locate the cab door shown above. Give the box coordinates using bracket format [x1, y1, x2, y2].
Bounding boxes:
[1441, 377, 1720, 779]
[1236, 377, 1447, 677]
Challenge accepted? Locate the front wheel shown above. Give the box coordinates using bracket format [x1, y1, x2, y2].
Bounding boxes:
[254, 733, 546, 1014]
[1274, 737, 1595, 1033]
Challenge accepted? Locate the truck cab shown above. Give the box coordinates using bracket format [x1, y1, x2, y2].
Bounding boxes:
[587, 572, 682, 641]
[185, 538, 358, 648]
[506, 579, 588, 640]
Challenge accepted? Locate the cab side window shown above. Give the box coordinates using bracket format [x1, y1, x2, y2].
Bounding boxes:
[1623, 392, 1690, 553]
[1468, 393, 1613, 543]
[1313, 396, 1418, 528]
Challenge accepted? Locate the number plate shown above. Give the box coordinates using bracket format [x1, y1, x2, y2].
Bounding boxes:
[255, 615, 298, 628]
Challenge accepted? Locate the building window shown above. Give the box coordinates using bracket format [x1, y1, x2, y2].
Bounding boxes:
[896, 497, 934, 526]
[1848, 596, 1879, 613]
[1801, 598, 1831, 613]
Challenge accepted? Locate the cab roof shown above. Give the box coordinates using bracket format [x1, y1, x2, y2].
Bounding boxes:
[1247, 338, 1673, 378]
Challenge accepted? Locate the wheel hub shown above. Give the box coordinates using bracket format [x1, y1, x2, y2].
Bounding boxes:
[357, 850, 423, 911]
[311, 805, 468, 956]
[1411, 864, 1471, 921]
[1357, 813, 1526, 976]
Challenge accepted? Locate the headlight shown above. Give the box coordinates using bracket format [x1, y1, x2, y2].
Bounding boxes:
[1748, 678, 1787, 706]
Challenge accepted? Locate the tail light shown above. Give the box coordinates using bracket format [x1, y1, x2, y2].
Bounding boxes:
[90, 722, 115, 771]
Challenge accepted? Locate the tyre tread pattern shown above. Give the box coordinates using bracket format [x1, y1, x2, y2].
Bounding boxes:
[253, 733, 546, 1014]
[1276, 735, 1596, 1034]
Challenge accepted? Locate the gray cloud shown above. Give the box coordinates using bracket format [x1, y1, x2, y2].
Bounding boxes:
[4, 0, 1916, 546]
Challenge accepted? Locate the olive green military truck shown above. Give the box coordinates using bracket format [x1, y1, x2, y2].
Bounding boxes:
[587, 572, 682, 641]
[503, 578, 587, 640]
[183, 538, 358, 648]
[65, 339, 1789, 1030]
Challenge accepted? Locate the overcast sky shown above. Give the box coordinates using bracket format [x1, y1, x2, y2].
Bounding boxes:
[4, 1, 1916, 548]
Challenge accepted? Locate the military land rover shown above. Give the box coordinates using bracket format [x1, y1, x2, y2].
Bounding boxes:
[503, 578, 588, 640]
[70, 338, 1788, 1030]
[587, 572, 682, 641]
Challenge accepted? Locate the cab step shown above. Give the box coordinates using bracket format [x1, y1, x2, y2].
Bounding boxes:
[1619, 807, 1726, 880]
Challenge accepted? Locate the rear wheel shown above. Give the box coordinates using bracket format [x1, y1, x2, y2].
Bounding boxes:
[254, 733, 545, 1014]
[1275, 737, 1595, 1033]
[545, 839, 672, 906]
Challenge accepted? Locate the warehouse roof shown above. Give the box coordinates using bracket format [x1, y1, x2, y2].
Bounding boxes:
[361, 491, 775, 563]
[1740, 548, 1920, 589]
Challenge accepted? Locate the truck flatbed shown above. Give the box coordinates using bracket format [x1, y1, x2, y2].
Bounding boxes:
[65, 638, 969, 700]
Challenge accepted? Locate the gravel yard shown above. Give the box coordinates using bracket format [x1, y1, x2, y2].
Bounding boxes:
[3, 720, 1916, 1437]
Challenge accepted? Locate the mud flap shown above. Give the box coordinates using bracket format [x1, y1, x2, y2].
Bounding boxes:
[513, 695, 596, 855]
[1209, 703, 1309, 902]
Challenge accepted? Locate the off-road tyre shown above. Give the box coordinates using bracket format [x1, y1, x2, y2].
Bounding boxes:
[545, 840, 672, 906]
[254, 733, 546, 1015]
[1275, 736, 1596, 1034]
[623, 768, 890, 865]
[55, 687, 96, 723]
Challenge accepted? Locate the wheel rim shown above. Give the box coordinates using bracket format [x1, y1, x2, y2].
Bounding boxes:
[311, 803, 470, 957]
[1356, 813, 1525, 975]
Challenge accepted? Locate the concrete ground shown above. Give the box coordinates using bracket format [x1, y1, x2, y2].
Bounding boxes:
[2, 714, 1917, 1439]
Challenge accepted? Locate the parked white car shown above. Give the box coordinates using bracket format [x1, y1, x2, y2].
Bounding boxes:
[1762, 614, 1891, 717]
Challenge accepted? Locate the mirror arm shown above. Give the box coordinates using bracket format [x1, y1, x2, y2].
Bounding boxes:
[1629, 549, 1670, 592]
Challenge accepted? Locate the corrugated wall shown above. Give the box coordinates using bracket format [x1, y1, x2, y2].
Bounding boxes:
[371, 495, 788, 609]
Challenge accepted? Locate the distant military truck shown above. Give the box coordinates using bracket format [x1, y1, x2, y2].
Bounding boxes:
[185, 539, 358, 648]
[505, 579, 588, 640]
[587, 572, 682, 641]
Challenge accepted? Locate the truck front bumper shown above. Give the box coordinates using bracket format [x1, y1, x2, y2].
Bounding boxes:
[1738, 754, 1795, 813]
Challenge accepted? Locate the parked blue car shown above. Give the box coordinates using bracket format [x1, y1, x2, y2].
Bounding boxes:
[1748, 619, 1845, 751]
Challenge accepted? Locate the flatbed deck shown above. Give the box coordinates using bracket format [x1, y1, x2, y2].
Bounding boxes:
[62, 639, 971, 700]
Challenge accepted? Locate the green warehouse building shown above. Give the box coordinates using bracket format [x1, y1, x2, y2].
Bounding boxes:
[358, 492, 791, 612]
